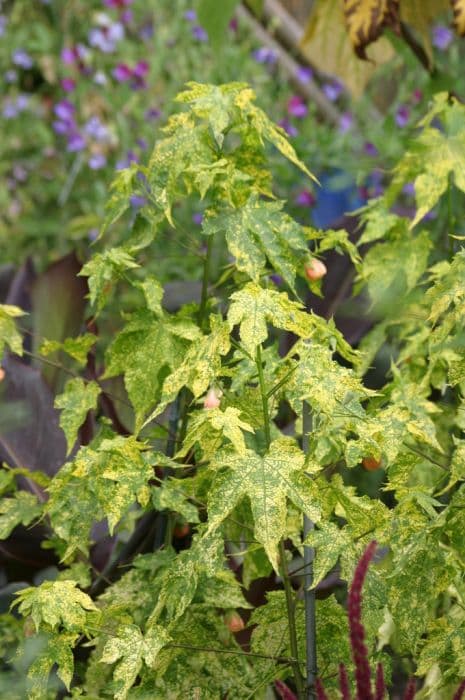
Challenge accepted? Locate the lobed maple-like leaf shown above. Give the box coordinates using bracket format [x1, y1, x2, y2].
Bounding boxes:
[100, 623, 171, 700]
[55, 378, 101, 454]
[206, 438, 321, 571]
[0, 491, 42, 540]
[177, 406, 254, 459]
[27, 631, 77, 699]
[79, 247, 139, 312]
[13, 580, 97, 633]
[39, 333, 97, 366]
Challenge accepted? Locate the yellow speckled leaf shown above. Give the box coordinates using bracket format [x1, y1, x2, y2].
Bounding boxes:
[344, 0, 400, 58]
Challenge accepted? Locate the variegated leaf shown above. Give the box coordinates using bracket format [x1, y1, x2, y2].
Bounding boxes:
[344, 0, 400, 59]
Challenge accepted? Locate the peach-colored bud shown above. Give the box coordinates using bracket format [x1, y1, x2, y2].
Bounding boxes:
[305, 258, 327, 281]
[203, 388, 221, 409]
[0, 368, 5, 382]
[225, 612, 245, 633]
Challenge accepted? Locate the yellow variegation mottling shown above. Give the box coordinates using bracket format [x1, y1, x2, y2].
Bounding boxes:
[0, 303, 25, 357]
[55, 378, 101, 454]
[13, 580, 97, 633]
[0, 491, 42, 540]
[206, 439, 321, 571]
[344, 0, 400, 59]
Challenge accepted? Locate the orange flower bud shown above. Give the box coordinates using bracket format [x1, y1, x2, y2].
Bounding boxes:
[305, 258, 327, 281]
[203, 387, 221, 409]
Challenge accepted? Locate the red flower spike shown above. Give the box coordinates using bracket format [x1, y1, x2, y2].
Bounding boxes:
[453, 680, 465, 700]
[274, 680, 298, 700]
[316, 678, 329, 700]
[339, 663, 351, 700]
[375, 663, 386, 700]
[348, 540, 377, 700]
[403, 677, 416, 700]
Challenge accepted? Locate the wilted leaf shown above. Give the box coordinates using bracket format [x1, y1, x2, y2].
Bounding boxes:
[344, 0, 400, 59]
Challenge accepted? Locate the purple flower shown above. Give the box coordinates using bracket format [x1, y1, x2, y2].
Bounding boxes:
[269, 274, 284, 287]
[139, 21, 154, 40]
[278, 118, 298, 138]
[3, 101, 19, 119]
[252, 46, 277, 64]
[84, 116, 110, 142]
[15, 95, 29, 111]
[116, 150, 139, 170]
[67, 132, 86, 152]
[61, 44, 89, 68]
[130, 195, 147, 209]
[339, 111, 353, 134]
[363, 142, 378, 157]
[295, 66, 313, 83]
[137, 137, 148, 150]
[395, 104, 410, 128]
[61, 77, 76, 92]
[103, 0, 133, 7]
[89, 22, 124, 52]
[229, 17, 238, 32]
[402, 182, 415, 197]
[54, 99, 75, 121]
[88, 228, 99, 241]
[295, 190, 315, 207]
[192, 212, 203, 225]
[53, 120, 73, 135]
[145, 107, 161, 121]
[113, 63, 132, 81]
[287, 95, 308, 119]
[322, 81, 343, 102]
[133, 60, 149, 78]
[432, 25, 453, 51]
[13, 164, 28, 182]
[184, 9, 197, 21]
[5, 70, 18, 83]
[192, 25, 208, 42]
[12, 49, 33, 69]
[61, 47, 76, 64]
[412, 89, 422, 104]
[88, 153, 107, 170]
[121, 10, 133, 24]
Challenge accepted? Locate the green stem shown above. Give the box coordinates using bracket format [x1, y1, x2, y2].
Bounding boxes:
[256, 344, 305, 697]
[198, 234, 214, 331]
[256, 345, 271, 448]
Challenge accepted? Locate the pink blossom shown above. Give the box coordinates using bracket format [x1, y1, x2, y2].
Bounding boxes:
[287, 95, 308, 119]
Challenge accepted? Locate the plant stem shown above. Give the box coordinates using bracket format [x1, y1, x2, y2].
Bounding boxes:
[256, 344, 305, 697]
[198, 234, 214, 331]
[279, 540, 306, 698]
[303, 400, 317, 700]
[256, 345, 271, 448]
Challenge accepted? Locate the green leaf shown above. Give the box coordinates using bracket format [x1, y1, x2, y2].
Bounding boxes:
[0, 304, 25, 356]
[55, 379, 101, 454]
[100, 623, 171, 700]
[0, 491, 42, 539]
[46, 436, 153, 557]
[104, 312, 197, 431]
[203, 197, 308, 290]
[178, 406, 254, 459]
[305, 521, 351, 589]
[151, 478, 199, 523]
[13, 580, 97, 633]
[138, 277, 164, 316]
[79, 247, 139, 312]
[206, 438, 321, 571]
[27, 632, 76, 699]
[228, 283, 313, 356]
[39, 333, 97, 365]
[142, 316, 230, 427]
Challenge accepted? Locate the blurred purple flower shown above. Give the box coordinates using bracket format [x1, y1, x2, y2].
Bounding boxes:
[145, 107, 161, 121]
[15, 95, 29, 111]
[137, 137, 148, 150]
[295, 190, 315, 207]
[84, 116, 110, 142]
[432, 25, 453, 51]
[12, 49, 33, 69]
[121, 10, 133, 24]
[89, 22, 124, 52]
[54, 99, 75, 121]
[322, 81, 343, 101]
[134, 60, 149, 77]
[67, 132, 86, 152]
[363, 142, 378, 157]
[130, 195, 147, 209]
[278, 118, 298, 137]
[61, 44, 89, 67]
[192, 25, 208, 42]
[139, 21, 154, 40]
[88, 228, 99, 241]
[116, 150, 139, 170]
[339, 111, 353, 134]
[61, 78, 76, 92]
[395, 104, 410, 128]
[13, 164, 28, 182]
[53, 120, 73, 135]
[229, 17, 238, 31]
[88, 153, 107, 170]
[295, 66, 313, 83]
[269, 274, 284, 287]
[104, 0, 133, 7]
[0, 15, 7, 37]
[287, 95, 308, 119]
[113, 63, 132, 81]
[402, 182, 415, 196]
[192, 212, 203, 225]
[3, 102, 20, 119]
[252, 46, 277, 64]
[5, 70, 18, 83]
[412, 89, 422, 104]
[184, 9, 197, 21]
